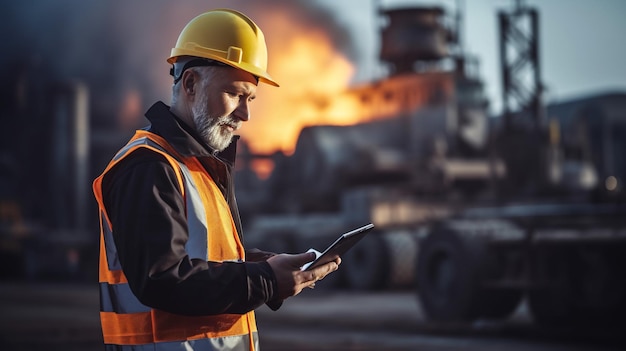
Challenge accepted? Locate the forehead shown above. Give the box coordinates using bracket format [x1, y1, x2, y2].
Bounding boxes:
[212, 66, 258, 88]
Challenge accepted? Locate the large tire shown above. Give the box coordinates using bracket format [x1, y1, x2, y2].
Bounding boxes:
[342, 229, 419, 291]
[475, 242, 523, 320]
[342, 231, 390, 291]
[529, 246, 585, 326]
[478, 288, 523, 320]
[529, 245, 626, 327]
[415, 227, 486, 322]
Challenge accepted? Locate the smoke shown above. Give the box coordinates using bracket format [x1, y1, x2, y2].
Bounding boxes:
[1, 0, 357, 132]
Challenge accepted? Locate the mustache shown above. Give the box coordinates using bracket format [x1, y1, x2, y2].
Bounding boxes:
[217, 116, 241, 131]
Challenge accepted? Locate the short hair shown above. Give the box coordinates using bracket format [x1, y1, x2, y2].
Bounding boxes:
[170, 66, 215, 106]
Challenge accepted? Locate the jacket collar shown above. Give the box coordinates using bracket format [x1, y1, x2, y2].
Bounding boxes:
[144, 101, 238, 166]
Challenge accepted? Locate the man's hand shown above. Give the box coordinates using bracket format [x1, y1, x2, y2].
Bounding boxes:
[267, 252, 341, 300]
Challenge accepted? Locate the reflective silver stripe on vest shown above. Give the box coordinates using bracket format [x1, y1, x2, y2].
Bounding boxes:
[112, 138, 154, 162]
[100, 282, 151, 313]
[104, 332, 259, 351]
[109, 136, 209, 260]
[102, 211, 120, 271]
[101, 136, 210, 314]
[179, 163, 209, 260]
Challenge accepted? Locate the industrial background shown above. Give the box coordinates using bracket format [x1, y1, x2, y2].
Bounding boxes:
[1, 0, 626, 350]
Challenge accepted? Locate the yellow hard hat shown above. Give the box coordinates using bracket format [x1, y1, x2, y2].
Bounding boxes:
[168, 8, 279, 87]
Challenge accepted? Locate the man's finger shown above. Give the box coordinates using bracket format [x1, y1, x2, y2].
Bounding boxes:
[290, 252, 317, 266]
[306, 260, 338, 281]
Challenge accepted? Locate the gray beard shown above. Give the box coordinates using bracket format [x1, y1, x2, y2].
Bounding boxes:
[191, 101, 233, 152]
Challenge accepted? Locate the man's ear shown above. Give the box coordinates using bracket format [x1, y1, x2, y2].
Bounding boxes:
[182, 70, 196, 96]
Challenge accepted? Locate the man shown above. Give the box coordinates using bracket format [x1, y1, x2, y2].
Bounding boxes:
[92, 9, 339, 351]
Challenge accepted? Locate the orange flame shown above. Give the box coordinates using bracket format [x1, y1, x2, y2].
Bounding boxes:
[239, 11, 356, 156]
[144, 4, 447, 158]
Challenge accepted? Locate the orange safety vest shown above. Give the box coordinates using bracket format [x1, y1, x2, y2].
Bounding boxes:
[93, 130, 258, 351]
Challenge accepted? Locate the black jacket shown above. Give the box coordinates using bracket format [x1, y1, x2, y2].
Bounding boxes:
[101, 101, 279, 315]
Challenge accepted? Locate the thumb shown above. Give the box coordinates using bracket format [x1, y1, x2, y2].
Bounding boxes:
[292, 251, 317, 266]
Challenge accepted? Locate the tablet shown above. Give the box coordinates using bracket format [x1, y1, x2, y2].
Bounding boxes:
[301, 223, 374, 271]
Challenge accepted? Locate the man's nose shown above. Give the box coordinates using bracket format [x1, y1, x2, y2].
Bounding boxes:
[234, 101, 250, 122]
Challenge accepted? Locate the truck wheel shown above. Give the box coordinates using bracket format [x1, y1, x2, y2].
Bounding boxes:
[529, 246, 626, 327]
[570, 247, 626, 325]
[528, 247, 581, 326]
[475, 245, 523, 319]
[415, 227, 484, 322]
[477, 288, 522, 319]
[342, 231, 390, 291]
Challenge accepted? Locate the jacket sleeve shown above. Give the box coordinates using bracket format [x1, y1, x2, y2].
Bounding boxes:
[102, 148, 279, 315]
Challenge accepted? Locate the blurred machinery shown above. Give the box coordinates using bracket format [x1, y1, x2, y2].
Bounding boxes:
[0, 65, 95, 280]
[1, 0, 624, 330]
[239, 1, 626, 327]
[0, 59, 128, 281]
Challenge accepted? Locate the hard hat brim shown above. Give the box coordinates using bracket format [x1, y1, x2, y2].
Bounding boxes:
[169, 51, 279, 87]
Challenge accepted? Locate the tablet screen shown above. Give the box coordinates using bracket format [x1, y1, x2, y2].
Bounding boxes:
[301, 223, 374, 271]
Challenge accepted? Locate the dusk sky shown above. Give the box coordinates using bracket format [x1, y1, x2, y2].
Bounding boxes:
[316, 0, 626, 114]
[3, 0, 624, 153]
